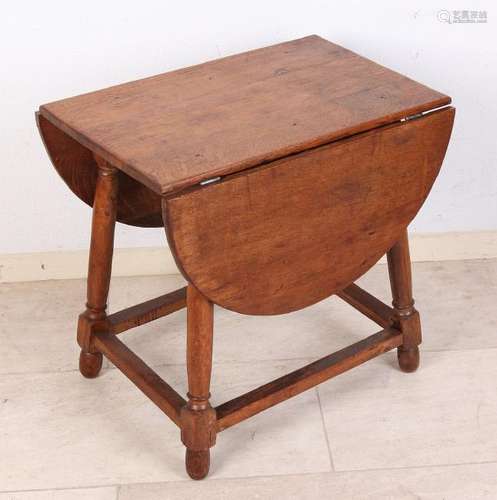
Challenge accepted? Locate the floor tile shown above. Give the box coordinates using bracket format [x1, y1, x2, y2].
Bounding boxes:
[209, 364, 331, 479]
[105, 258, 497, 367]
[0, 360, 329, 491]
[3, 259, 496, 377]
[0, 272, 377, 375]
[357, 259, 497, 351]
[318, 349, 497, 471]
[123, 293, 375, 369]
[0, 487, 116, 500]
[2, 259, 496, 493]
[119, 462, 497, 500]
[0, 279, 86, 375]
[0, 275, 185, 375]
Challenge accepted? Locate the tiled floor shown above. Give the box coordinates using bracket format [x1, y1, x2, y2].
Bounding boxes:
[1, 259, 496, 499]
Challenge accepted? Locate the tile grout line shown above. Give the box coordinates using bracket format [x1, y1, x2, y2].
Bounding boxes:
[331, 458, 497, 475]
[117, 458, 497, 488]
[4, 459, 497, 495]
[0, 484, 121, 495]
[3, 346, 497, 378]
[316, 386, 336, 472]
[119, 458, 497, 486]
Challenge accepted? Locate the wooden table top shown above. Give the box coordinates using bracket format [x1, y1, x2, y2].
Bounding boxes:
[39, 35, 450, 195]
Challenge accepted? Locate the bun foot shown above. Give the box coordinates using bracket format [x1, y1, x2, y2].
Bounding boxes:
[185, 449, 210, 480]
[397, 346, 420, 373]
[79, 350, 103, 378]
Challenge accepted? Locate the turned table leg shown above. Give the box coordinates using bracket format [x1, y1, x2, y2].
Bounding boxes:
[77, 156, 118, 378]
[181, 284, 217, 480]
[387, 229, 421, 373]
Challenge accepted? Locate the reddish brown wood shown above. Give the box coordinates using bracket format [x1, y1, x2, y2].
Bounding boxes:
[164, 108, 454, 315]
[36, 113, 163, 227]
[93, 331, 186, 425]
[108, 287, 187, 335]
[337, 283, 394, 328]
[216, 328, 403, 431]
[181, 285, 216, 480]
[397, 347, 419, 373]
[77, 156, 118, 377]
[85, 157, 117, 318]
[79, 350, 103, 379]
[38, 36, 450, 196]
[387, 230, 421, 372]
[36, 36, 456, 480]
[185, 450, 210, 481]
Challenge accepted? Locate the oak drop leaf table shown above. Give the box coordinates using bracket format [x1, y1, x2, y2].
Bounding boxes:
[36, 35, 455, 479]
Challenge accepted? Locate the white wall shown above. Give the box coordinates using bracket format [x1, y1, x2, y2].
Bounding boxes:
[1, 0, 496, 254]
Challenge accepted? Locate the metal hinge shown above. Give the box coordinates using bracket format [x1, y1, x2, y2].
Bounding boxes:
[199, 176, 221, 186]
[400, 112, 424, 122]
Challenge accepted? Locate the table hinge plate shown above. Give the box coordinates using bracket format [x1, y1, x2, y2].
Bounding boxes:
[200, 177, 222, 186]
[400, 112, 424, 122]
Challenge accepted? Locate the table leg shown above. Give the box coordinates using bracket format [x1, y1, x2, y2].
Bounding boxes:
[77, 156, 118, 378]
[181, 284, 217, 480]
[387, 229, 421, 372]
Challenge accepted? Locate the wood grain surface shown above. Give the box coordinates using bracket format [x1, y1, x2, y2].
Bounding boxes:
[164, 107, 455, 315]
[37, 113, 163, 227]
[38, 35, 450, 195]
